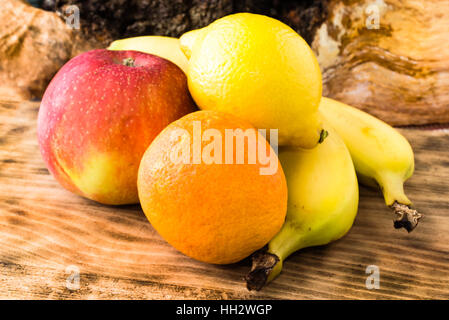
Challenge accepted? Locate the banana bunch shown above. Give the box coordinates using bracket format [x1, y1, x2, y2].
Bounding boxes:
[246, 97, 422, 290]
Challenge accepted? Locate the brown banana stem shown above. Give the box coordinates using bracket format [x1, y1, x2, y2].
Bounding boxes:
[391, 201, 423, 232]
[245, 250, 279, 291]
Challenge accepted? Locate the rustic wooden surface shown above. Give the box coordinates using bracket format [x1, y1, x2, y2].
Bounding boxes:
[0, 100, 448, 300]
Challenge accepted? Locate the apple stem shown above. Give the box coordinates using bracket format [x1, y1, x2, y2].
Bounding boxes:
[122, 57, 136, 67]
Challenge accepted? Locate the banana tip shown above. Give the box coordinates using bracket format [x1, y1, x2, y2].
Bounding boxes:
[245, 251, 279, 291]
[391, 202, 423, 232]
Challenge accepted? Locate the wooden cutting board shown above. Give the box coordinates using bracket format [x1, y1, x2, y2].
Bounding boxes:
[1, 100, 448, 299]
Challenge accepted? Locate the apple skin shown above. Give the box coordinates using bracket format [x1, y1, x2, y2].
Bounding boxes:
[38, 49, 196, 205]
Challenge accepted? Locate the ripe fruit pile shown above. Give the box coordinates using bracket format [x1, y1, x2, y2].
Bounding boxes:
[38, 13, 422, 290]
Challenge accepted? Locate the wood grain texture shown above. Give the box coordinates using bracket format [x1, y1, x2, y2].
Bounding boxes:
[0, 100, 448, 299]
[313, 0, 449, 126]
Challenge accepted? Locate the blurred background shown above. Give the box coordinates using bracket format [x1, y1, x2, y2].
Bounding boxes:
[1, 0, 448, 126]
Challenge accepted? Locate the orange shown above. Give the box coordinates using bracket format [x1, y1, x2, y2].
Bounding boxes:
[137, 110, 287, 264]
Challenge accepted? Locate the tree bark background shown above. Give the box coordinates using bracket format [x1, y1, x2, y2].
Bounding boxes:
[40, 0, 328, 45]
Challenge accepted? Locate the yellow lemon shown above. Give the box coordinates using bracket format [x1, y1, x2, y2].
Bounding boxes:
[108, 36, 188, 74]
[180, 13, 324, 148]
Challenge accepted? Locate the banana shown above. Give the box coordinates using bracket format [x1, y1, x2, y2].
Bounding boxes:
[319, 97, 422, 232]
[246, 130, 359, 290]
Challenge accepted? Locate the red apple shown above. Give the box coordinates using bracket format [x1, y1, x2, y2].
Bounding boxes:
[38, 49, 196, 205]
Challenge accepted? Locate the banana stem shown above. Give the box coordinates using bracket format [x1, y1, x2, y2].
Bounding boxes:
[245, 250, 282, 291]
[377, 173, 423, 232]
[245, 250, 281, 291]
[391, 202, 423, 232]
[246, 223, 305, 290]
